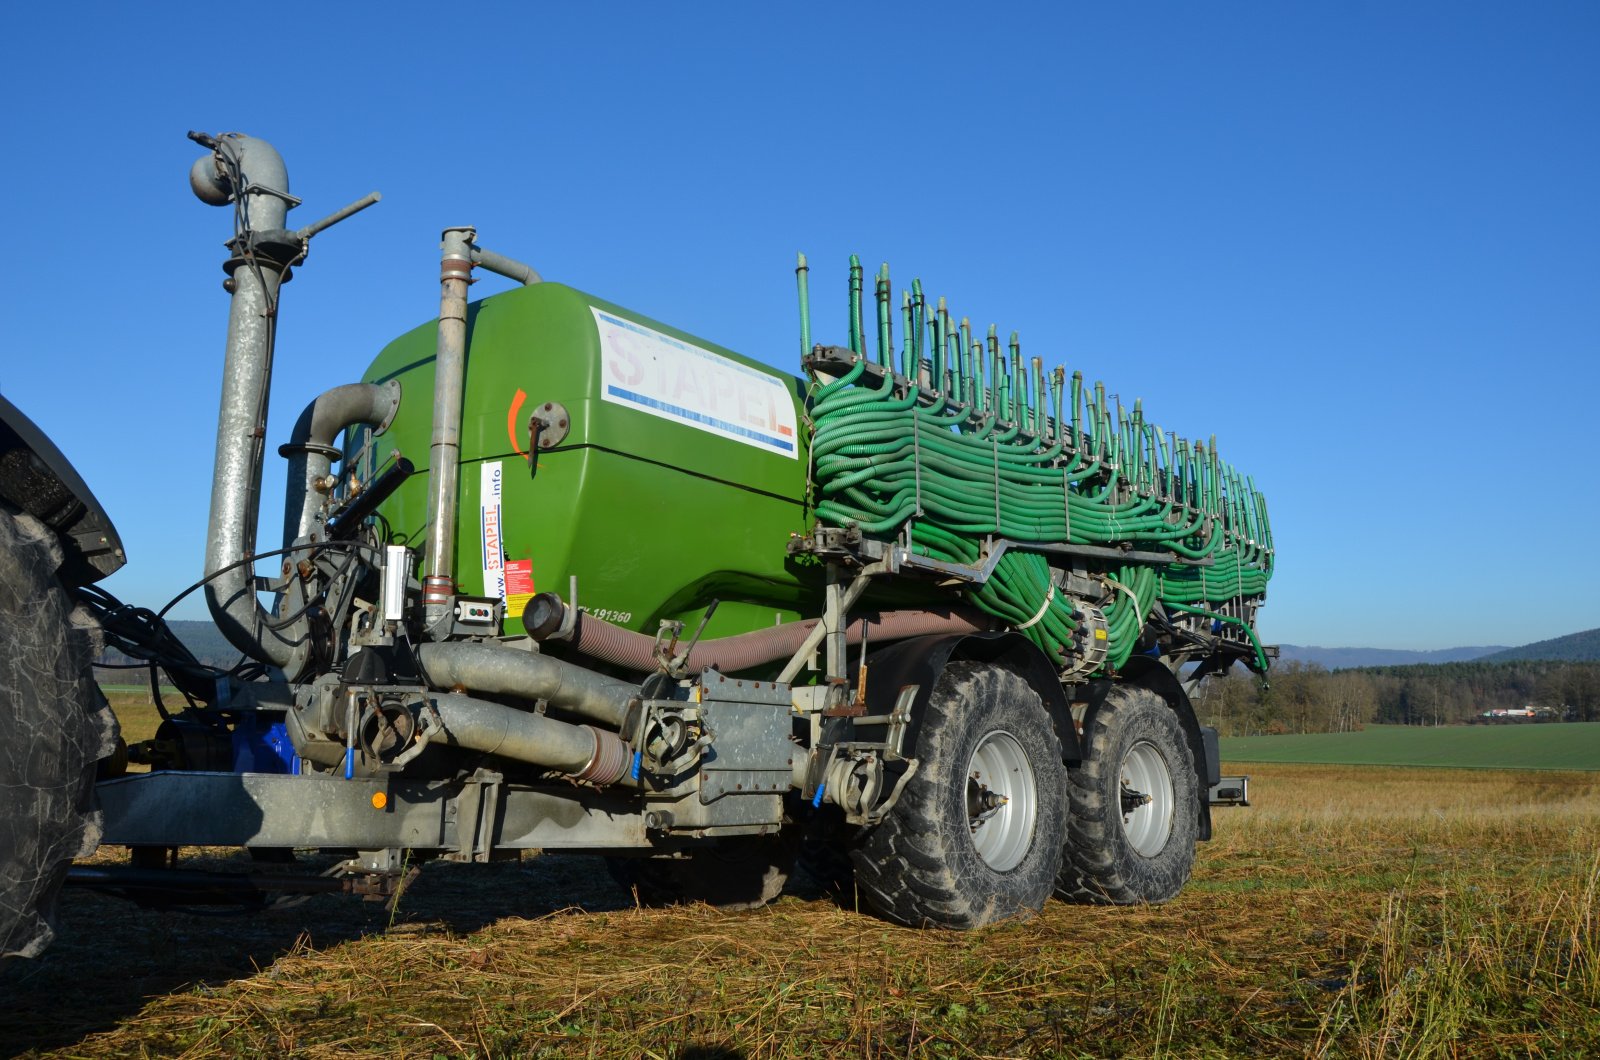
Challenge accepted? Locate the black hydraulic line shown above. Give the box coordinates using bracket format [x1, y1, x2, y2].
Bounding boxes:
[327, 457, 415, 539]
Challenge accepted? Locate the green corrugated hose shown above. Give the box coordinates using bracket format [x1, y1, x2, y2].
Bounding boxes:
[803, 258, 1273, 673]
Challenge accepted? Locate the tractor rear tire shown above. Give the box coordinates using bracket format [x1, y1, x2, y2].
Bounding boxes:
[1057, 684, 1197, 905]
[850, 661, 1067, 929]
[0, 506, 119, 957]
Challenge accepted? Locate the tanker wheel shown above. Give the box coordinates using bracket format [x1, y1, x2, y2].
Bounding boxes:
[608, 835, 794, 911]
[1057, 684, 1198, 905]
[850, 661, 1067, 930]
[0, 505, 119, 957]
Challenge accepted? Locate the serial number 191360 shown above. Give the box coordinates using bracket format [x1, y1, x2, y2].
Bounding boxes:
[578, 606, 634, 625]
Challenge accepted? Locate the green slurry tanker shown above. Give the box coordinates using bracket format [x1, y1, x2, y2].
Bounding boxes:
[0, 133, 1271, 955]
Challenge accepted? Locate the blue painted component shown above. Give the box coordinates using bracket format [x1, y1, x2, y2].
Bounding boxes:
[344, 747, 355, 780]
[229, 716, 296, 774]
[812, 782, 826, 809]
[631, 751, 642, 781]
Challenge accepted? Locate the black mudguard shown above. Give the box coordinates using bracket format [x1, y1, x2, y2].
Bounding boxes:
[0, 394, 123, 586]
[862, 631, 1082, 763]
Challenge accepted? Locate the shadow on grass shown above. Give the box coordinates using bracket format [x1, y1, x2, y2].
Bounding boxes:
[0, 850, 637, 1057]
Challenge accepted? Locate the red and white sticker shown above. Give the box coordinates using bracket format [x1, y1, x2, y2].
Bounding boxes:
[505, 559, 535, 620]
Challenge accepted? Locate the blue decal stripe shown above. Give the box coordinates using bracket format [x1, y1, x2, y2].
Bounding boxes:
[606, 385, 796, 453]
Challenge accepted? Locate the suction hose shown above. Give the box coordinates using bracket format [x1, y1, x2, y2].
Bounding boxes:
[428, 693, 631, 786]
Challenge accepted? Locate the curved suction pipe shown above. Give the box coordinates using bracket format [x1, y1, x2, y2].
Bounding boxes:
[278, 381, 402, 546]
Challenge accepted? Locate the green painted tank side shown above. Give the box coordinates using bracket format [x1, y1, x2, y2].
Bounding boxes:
[361, 282, 821, 637]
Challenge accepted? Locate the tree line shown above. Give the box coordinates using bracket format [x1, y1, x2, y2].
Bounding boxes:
[1194, 659, 1600, 736]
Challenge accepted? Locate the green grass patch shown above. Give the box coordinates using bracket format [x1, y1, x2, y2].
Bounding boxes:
[1222, 721, 1600, 770]
[96, 683, 179, 695]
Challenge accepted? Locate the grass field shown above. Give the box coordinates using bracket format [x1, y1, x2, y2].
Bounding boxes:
[4, 701, 1593, 1057]
[1222, 721, 1600, 770]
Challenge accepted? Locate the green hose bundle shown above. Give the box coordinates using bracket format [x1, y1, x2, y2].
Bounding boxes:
[800, 255, 1273, 674]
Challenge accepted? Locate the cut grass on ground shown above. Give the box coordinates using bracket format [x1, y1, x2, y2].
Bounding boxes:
[4, 741, 1599, 1057]
[1222, 720, 1600, 770]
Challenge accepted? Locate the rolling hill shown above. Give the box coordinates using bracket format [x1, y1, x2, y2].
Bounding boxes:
[1476, 628, 1600, 664]
[1275, 644, 1507, 669]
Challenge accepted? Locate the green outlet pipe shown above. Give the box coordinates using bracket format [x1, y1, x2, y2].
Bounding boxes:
[796, 253, 811, 359]
[900, 291, 913, 380]
[848, 255, 864, 356]
[875, 264, 892, 369]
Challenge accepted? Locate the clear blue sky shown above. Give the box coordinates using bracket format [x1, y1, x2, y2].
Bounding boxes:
[2, 3, 1595, 650]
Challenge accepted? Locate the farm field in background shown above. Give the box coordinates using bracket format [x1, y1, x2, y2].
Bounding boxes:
[0, 697, 1593, 1057]
[1222, 721, 1600, 770]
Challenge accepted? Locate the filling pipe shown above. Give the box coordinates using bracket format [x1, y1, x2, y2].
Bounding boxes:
[422, 227, 475, 622]
[523, 596, 991, 677]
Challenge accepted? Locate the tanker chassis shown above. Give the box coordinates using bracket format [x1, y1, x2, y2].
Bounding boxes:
[0, 132, 1271, 955]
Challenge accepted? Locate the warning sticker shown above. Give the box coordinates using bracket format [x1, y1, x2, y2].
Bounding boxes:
[593, 306, 798, 458]
[480, 461, 505, 601]
[505, 559, 535, 621]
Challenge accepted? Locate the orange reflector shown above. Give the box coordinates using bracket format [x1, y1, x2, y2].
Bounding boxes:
[371, 791, 388, 810]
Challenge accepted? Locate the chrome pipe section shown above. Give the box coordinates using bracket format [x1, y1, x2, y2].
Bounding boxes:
[430, 693, 630, 785]
[422, 227, 475, 625]
[413, 641, 638, 729]
[194, 134, 304, 671]
[278, 381, 401, 546]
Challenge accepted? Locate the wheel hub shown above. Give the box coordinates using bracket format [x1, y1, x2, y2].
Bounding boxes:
[964, 729, 1037, 872]
[1118, 739, 1175, 857]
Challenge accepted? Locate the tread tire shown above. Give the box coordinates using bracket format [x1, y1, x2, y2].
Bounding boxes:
[1057, 684, 1197, 905]
[0, 505, 119, 958]
[850, 661, 1067, 930]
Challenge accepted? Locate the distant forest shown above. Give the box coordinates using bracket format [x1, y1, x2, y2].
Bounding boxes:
[1196, 659, 1600, 736]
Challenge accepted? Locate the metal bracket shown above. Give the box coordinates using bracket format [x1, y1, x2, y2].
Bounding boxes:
[449, 770, 504, 863]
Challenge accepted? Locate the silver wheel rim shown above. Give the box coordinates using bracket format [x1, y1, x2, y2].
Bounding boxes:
[1120, 739, 1174, 857]
[966, 729, 1037, 872]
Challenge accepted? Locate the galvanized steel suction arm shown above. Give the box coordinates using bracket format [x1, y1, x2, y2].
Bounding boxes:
[189, 131, 381, 673]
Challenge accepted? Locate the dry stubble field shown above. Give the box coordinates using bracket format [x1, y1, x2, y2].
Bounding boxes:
[2, 703, 1597, 1058]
